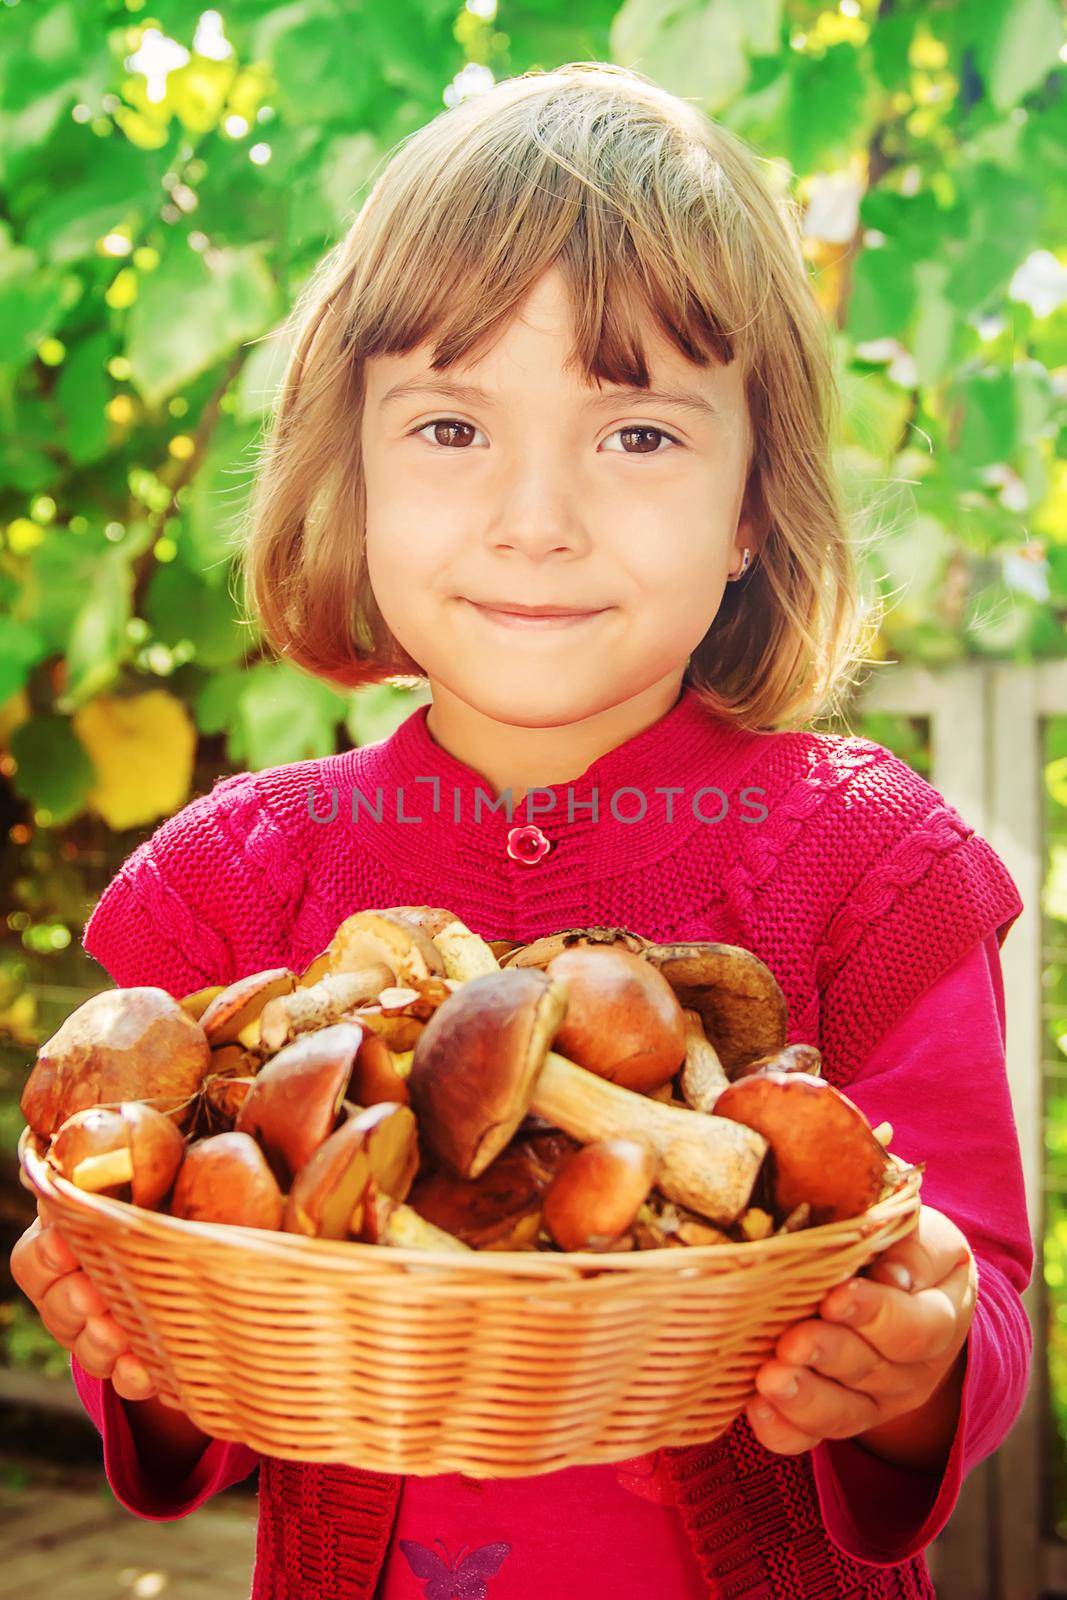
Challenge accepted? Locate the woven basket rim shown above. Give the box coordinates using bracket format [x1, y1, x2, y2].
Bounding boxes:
[19, 1123, 922, 1278]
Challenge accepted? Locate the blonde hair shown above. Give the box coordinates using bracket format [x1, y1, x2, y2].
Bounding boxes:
[237, 61, 881, 732]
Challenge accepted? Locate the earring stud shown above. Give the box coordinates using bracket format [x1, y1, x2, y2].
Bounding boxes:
[729, 547, 751, 582]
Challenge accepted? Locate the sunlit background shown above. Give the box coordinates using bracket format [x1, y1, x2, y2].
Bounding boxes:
[0, 2, 1064, 1596]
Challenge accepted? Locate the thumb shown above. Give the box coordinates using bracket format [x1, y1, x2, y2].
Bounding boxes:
[865, 1205, 970, 1295]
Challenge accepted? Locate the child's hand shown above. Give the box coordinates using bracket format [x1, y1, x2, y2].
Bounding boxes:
[745, 1203, 977, 1459]
[9, 1198, 158, 1402]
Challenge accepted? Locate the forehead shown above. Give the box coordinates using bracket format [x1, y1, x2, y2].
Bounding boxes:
[366, 283, 743, 415]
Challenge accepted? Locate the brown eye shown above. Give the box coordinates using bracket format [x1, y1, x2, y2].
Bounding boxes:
[605, 426, 680, 455]
[416, 419, 481, 448]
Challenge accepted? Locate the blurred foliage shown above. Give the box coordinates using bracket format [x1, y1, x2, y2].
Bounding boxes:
[0, 0, 1065, 1495]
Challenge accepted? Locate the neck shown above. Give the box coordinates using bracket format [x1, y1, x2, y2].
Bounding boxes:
[423, 675, 688, 806]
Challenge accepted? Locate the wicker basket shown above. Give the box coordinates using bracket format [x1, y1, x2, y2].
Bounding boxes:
[19, 1124, 921, 1478]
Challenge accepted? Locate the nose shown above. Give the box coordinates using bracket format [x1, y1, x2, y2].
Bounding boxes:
[483, 455, 591, 559]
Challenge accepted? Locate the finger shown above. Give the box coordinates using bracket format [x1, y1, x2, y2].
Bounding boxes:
[110, 1352, 157, 1403]
[774, 1318, 921, 1401]
[73, 1314, 128, 1380]
[36, 1269, 106, 1346]
[821, 1262, 970, 1366]
[754, 1360, 881, 1441]
[10, 1220, 80, 1306]
[745, 1395, 821, 1456]
[865, 1206, 971, 1295]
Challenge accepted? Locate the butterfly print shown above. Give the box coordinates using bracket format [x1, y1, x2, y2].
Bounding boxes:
[399, 1536, 511, 1599]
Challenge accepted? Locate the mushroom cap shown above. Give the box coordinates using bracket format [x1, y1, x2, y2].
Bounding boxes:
[351, 1033, 411, 1107]
[283, 1101, 419, 1239]
[327, 910, 445, 986]
[545, 946, 687, 1093]
[713, 1070, 890, 1224]
[388, 907, 501, 982]
[731, 1042, 822, 1082]
[498, 926, 651, 970]
[407, 1127, 579, 1248]
[234, 1021, 364, 1184]
[542, 1137, 659, 1251]
[21, 987, 210, 1139]
[198, 968, 297, 1046]
[408, 968, 567, 1179]
[170, 1131, 283, 1229]
[203, 1073, 256, 1129]
[179, 984, 224, 1021]
[121, 1101, 187, 1208]
[644, 942, 788, 1075]
[47, 1107, 127, 1195]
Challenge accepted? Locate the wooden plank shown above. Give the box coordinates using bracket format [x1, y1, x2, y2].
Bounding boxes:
[983, 664, 1043, 1600]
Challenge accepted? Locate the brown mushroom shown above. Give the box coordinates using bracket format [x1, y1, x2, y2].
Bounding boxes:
[678, 1007, 730, 1112]
[327, 910, 446, 987]
[407, 968, 767, 1227]
[643, 941, 788, 1077]
[498, 926, 651, 970]
[542, 1137, 658, 1251]
[730, 1043, 822, 1081]
[234, 1021, 363, 1184]
[180, 984, 224, 1021]
[21, 987, 210, 1139]
[407, 1127, 579, 1249]
[362, 1183, 474, 1252]
[350, 1033, 411, 1107]
[543, 947, 687, 1094]
[282, 1101, 420, 1238]
[47, 1101, 186, 1208]
[258, 967, 393, 1051]
[298, 948, 332, 987]
[713, 1070, 895, 1224]
[202, 1073, 257, 1129]
[198, 968, 298, 1048]
[389, 907, 502, 982]
[170, 1131, 283, 1229]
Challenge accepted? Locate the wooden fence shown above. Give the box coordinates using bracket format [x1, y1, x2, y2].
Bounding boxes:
[857, 660, 1067, 1599]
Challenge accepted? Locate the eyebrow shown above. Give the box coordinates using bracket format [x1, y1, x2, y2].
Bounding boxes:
[378, 376, 723, 422]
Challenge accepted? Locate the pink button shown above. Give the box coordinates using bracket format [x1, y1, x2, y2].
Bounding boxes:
[506, 824, 551, 864]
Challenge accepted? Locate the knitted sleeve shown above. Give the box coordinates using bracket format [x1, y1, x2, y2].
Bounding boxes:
[82, 770, 312, 994]
[811, 930, 1033, 1566]
[812, 746, 1024, 1083]
[70, 772, 294, 1515]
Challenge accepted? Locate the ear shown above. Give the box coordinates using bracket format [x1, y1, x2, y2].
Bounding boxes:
[734, 467, 766, 567]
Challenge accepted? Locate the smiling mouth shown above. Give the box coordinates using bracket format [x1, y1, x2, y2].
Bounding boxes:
[465, 601, 610, 630]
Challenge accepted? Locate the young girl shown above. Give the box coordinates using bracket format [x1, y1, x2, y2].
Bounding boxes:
[13, 61, 1032, 1600]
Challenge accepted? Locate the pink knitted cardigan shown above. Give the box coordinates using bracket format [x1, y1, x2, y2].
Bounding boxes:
[72, 685, 1031, 1598]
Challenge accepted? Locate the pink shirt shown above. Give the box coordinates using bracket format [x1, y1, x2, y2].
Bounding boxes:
[70, 925, 1030, 1593]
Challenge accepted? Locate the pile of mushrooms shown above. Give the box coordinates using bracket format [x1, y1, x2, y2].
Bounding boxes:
[20, 911, 914, 1254]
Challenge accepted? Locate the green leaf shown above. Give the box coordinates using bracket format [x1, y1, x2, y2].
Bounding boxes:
[237, 663, 349, 768]
[62, 550, 132, 707]
[912, 261, 955, 388]
[345, 684, 430, 749]
[126, 245, 280, 407]
[786, 45, 871, 174]
[612, 0, 751, 113]
[9, 714, 94, 824]
[0, 618, 47, 703]
[21, 527, 106, 652]
[56, 330, 111, 464]
[848, 244, 916, 343]
[145, 561, 248, 669]
[974, 0, 1063, 112]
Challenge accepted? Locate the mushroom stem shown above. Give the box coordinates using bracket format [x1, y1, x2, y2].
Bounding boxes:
[71, 1147, 134, 1191]
[259, 966, 393, 1051]
[531, 1050, 766, 1226]
[679, 1009, 729, 1112]
[366, 1190, 473, 1251]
